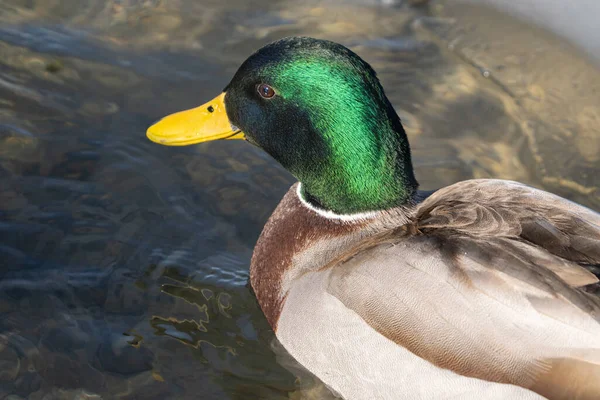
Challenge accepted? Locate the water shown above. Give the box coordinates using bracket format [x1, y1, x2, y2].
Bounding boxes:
[0, 0, 598, 399]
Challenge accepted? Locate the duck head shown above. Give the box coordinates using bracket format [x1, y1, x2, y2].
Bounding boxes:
[147, 37, 418, 214]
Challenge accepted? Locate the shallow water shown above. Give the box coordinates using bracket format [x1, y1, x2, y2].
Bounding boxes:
[0, 0, 598, 399]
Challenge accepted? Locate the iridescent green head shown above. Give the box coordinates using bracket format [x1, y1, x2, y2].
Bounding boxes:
[148, 37, 418, 214]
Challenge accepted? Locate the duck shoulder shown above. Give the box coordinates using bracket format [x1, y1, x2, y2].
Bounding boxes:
[416, 178, 600, 287]
[326, 178, 600, 400]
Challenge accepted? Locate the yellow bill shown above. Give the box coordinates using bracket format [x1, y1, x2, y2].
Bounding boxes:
[146, 92, 245, 146]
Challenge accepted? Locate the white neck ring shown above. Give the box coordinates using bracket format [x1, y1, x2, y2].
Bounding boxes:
[296, 183, 380, 222]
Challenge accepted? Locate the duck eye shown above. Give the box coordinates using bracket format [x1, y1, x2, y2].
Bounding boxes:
[257, 84, 275, 99]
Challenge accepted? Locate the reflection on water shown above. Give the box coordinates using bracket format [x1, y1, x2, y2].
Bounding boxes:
[0, 0, 598, 399]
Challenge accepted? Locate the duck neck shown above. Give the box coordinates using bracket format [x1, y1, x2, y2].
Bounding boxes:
[297, 116, 419, 215]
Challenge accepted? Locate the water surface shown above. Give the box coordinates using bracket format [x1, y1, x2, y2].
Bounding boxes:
[0, 0, 598, 399]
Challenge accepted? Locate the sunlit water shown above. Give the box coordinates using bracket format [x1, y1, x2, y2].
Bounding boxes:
[0, 0, 598, 399]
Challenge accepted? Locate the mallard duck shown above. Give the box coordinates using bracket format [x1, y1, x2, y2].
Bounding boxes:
[146, 37, 600, 400]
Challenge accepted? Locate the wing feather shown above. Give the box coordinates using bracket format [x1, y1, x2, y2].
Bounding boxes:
[327, 179, 600, 399]
[417, 179, 600, 287]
